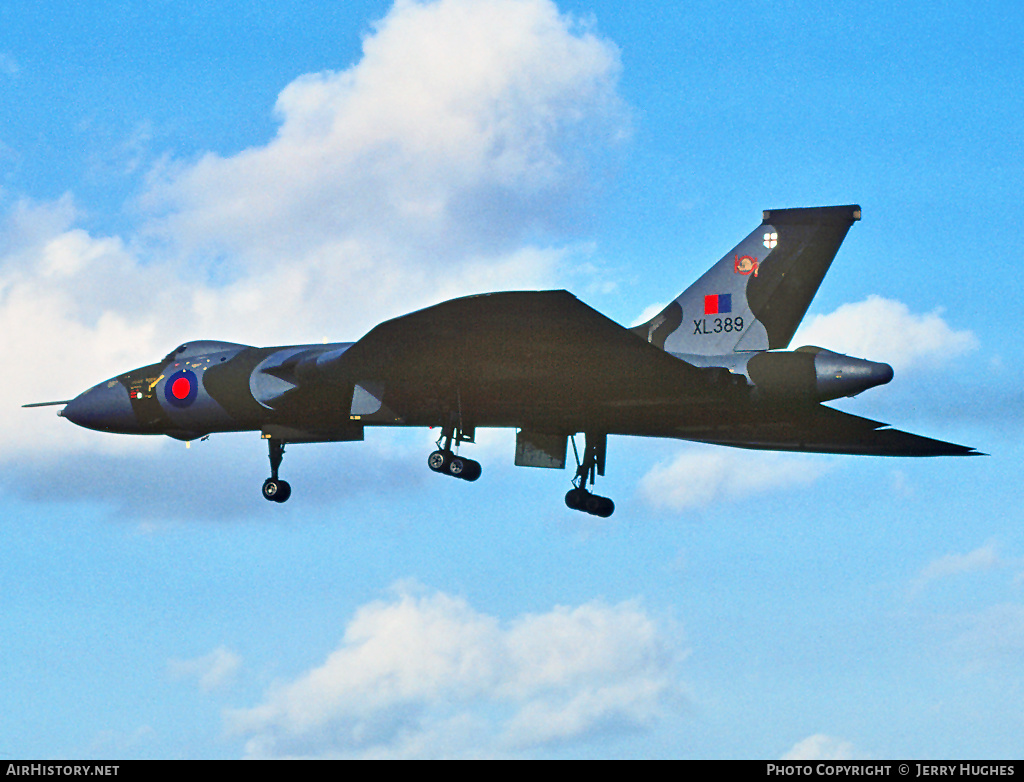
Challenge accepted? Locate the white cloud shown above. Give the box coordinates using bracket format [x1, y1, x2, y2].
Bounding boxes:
[909, 542, 1003, 597]
[782, 734, 858, 760]
[168, 646, 242, 693]
[134, 0, 625, 340]
[919, 543, 1001, 582]
[792, 295, 977, 372]
[1, 198, 167, 456]
[141, 0, 625, 273]
[631, 300, 667, 328]
[225, 583, 685, 758]
[638, 446, 832, 512]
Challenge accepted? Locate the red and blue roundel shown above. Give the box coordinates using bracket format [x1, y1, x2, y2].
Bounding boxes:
[164, 369, 199, 408]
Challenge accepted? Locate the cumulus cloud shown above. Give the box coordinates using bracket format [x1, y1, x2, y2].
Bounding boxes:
[637, 446, 832, 512]
[782, 734, 858, 760]
[630, 300, 667, 328]
[908, 542, 1009, 599]
[3, 0, 628, 468]
[226, 583, 685, 758]
[1, 197, 168, 456]
[792, 295, 978, 372]
[140, 0, 626, 291]
[168, 646, 242, 693]
[917, 543, 1000, 584]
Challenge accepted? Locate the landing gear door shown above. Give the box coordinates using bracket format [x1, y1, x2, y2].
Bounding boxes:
[515, 430, 567, 469]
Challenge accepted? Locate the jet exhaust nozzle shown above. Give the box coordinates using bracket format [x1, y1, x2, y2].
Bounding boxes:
[805, 347, 893, 401]
[747, 347, 893, 403]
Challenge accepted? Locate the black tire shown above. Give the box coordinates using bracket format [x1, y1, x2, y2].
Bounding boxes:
[262, 478, 291, 503]
[593, 496, 614, 518]
[427, 450, 449, 472]
[565, 488, 587, 510]
[274, 480, 292, 503]
[459, 459, 482, 482]
[447, 455, 466, 477]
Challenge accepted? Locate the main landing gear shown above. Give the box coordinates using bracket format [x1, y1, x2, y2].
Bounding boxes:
[262, 438, 292, 503]
[427, 421, 481, 482]
[565, 433, 614, 517]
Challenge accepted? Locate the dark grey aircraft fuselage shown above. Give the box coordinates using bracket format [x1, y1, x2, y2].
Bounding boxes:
[62, 297, 899, 443]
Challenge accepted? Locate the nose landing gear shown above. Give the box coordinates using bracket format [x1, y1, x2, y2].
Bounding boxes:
[262, 438, 292, 503]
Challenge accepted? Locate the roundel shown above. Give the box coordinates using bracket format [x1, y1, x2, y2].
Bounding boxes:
[164, 369, 199, 408]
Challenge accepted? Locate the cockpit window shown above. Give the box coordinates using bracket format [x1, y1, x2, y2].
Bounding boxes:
[162, 341, 248, 362]
[162, 344, 188, 362]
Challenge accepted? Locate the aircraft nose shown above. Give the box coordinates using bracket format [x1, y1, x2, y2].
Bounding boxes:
[62, 381, 138, 433]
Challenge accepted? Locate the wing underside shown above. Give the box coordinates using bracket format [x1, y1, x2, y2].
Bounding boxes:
[681, 405, 980, 457]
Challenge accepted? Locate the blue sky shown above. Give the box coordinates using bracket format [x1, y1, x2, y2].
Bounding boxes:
[2, 0, 1022, 759]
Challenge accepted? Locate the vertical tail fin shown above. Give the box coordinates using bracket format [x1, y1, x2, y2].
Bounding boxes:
[632, 205, 861, 355]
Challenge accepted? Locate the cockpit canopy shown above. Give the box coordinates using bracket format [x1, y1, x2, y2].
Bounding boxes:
[162, 341, 249, 362]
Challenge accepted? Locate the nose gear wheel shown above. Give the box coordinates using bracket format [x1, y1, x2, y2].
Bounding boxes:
[262, 477, 291, 503]
[262, 438, 292, 503]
